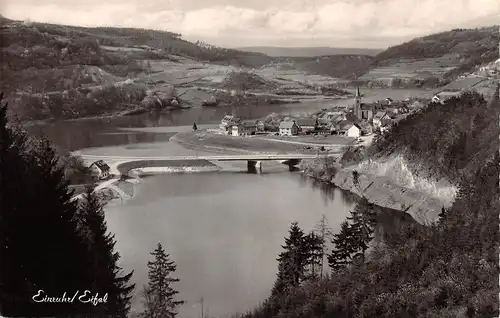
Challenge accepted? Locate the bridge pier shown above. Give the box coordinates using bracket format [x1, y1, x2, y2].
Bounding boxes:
[247, 160, 262, 173]
[281, 159, 301, 171]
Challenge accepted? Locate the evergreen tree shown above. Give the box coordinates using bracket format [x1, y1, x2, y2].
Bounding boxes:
[0, 95, 94, 317]
[303, 232, 323, 280]
[0, 95, 35, 315]
[192, 122, 197, 131]
[143, 243, 184, 318]
[347, 197, 377, 262]
[78, 185, 135, 317]
[328, 221, 357, 272]
[272, 222, 309, 295]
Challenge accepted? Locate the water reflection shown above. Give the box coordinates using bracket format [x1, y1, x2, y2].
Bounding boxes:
[104, 172, 357, 318]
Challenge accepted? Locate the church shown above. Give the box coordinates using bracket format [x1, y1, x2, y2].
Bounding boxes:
[353, 87, 374, 121]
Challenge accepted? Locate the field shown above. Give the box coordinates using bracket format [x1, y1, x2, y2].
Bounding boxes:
[171, 131, 343, 154]
[257, 134, 355, 145]
[1, 15, 497, 122]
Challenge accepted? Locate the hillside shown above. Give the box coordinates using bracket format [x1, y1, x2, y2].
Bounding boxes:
[1, 17, 498, 121]
[273, 55, 374, 80]
[237, 46, 382, 57]
[240, 85, 500, 318]
[357, 26, 500, 88]
[0, 18, 353, 121]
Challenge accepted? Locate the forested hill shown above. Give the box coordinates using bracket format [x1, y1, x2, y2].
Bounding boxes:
[356, 26, 499, 86]
[241, 91, 500, 318]
[368, 90, 499, 184]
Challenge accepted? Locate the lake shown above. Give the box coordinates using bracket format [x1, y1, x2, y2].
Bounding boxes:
[26, 88, 431, 151]
[104, 172, 356, 318]
[29, 88, 426, 317]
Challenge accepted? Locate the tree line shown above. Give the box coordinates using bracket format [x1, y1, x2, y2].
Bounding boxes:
[270, 171, 379, 297]
[240, 92, 499, 317]
[0, 93, 184, 317]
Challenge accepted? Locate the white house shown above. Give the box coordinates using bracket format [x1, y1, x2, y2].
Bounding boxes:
[220, 115, 241, 133]
[89, 160, 111, 180]
[336, 121, 361, 138]
[279, 121, 299, 136]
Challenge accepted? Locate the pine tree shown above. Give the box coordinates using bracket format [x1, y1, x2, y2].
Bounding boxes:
[1, 96, 94, 317]
[78, 185, 135, 317]
[303, 232, 323, 279]
[328, 221, 357, 272]
[192, 122, 197, 131]
[272, 222, 309, 295]
[0, 95, 36, 315]
[143, 243, 184, 318]
[312, 214, 333, 278]
[347, 198, 377, 262]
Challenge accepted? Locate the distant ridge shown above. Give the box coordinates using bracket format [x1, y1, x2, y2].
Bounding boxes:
[237, 46, 383, 57]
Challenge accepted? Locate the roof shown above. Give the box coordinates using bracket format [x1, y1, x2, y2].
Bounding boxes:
[91, 160, 110, 171]
[337, 120, 357, 131]
[279, 121, 297, 129]
[238, 121, 257, 128]
[222, 115, 241, 122]
[296, 118, 317, 126]
[373, 111, 387, 119]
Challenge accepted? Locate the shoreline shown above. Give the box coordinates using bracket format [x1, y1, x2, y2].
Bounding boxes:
[301, 160, 445, 225]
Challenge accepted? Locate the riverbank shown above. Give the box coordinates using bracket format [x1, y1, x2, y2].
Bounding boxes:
[170, 130, 342, 155]
[301, 158, 445, 225]
[117, 159, 220, 177]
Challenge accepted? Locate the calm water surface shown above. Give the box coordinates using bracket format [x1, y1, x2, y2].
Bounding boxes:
[105, 172, 356, 318]
[31, 88, 425, 317]
[27, 88, 431, 151]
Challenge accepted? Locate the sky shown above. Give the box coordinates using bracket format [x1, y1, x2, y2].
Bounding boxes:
[1, 0, 499, 48]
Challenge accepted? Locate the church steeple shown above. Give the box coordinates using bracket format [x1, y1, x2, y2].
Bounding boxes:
[354, 87, 362, 119]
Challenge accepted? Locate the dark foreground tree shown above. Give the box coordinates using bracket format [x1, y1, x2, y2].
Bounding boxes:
[78, 185, 135, 317]
[272, 222, 310, 295]
[328, 198, 377, 272]
[328, 221, 357, 271]
[303, 232, 323, 279]
[0, 94, 94, 316]
[347, 197, 377, 262]
[142, 243, 184, 318]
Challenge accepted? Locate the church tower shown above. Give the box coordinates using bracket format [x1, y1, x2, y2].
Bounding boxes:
[354, 87, 362, 119]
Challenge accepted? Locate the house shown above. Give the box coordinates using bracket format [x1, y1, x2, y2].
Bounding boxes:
[279, 121, 299, 136]
[296, 118, 318, 133]
[336, 121, 361, 138]
[231, 121, 257, 136]
[432, 91, 461, 104]
[220, 115, 241, 133]
[89, 160, 111, 180]
[372, 111, 389, 128]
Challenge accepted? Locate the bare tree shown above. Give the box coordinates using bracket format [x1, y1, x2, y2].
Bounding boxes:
[313, 214, 334, 278]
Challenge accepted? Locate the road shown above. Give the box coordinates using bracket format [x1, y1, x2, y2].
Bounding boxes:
[70, 177, 120, 202]
[76, 153, 339, 162]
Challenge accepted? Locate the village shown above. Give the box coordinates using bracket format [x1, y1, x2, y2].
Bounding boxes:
[216, 87, 429, 142]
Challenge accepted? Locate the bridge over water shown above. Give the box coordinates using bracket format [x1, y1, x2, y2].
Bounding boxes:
[78, 153, 340, 173]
